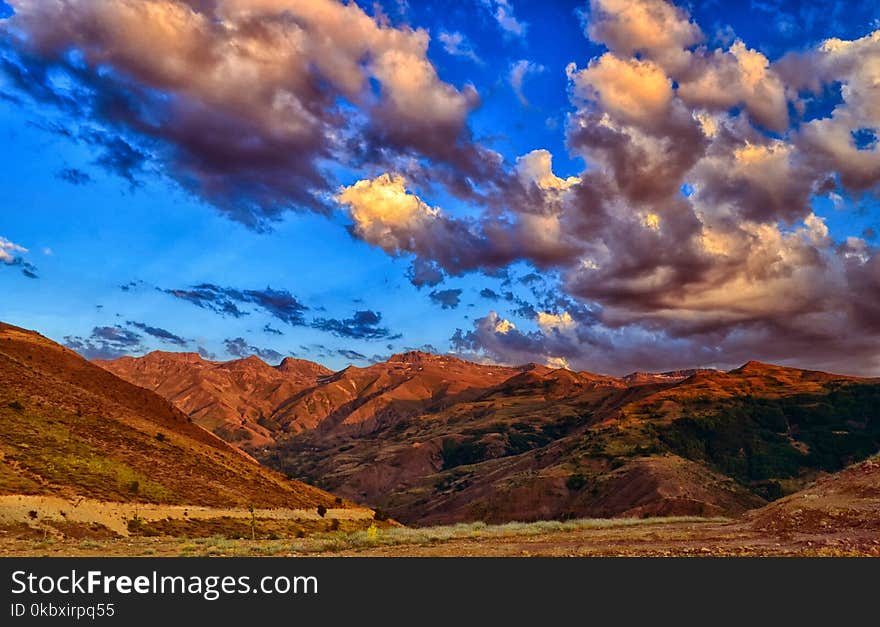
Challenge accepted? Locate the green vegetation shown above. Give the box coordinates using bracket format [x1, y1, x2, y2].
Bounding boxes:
[657, 385, 880, 497]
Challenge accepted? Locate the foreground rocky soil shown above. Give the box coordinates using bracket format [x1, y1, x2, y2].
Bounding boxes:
[2, 517, 878, 557]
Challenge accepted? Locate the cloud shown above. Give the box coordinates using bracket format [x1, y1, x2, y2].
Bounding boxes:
[126, 321, 187, 346]
[329, 4, 880, 374]
[509, 59, 544, 106]
[1, 0, 491, 228]
[582, 0, 701, 74]
[0, 236, 38, 278]
[429, 288, 462, 309]
[56, 167, 92, 185]
[479, 287, 501, 300]
[336, 348, 369, 362]
[165, 284, 307, 325]
[64, 325, 144, 360]
[263, 324, 283, 336]
[311, 309, 400, 340]
[406, 258, 445, 288]
[567, 54, 673, 129]
[223, 337, 284, 363]
[438, 31, 482, 64]
[483, 0, 528, 37]
[515, 150, 578, 192]
[0, 236, 26, 263]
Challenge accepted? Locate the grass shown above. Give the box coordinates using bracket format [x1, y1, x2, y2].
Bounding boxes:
[129, 515, 723, 556]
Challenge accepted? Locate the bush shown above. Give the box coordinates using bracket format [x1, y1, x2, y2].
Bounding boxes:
[155, 432, 167, 442]
[7, 400, 24, 412]
[128, 481, 140, 494]
[316, 505, 327, 518]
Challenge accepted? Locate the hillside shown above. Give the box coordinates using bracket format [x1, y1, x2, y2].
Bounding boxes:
[97, 348, 880, 526]
[748, 455, 880, 533]
[0, 322, 349, 510]
[96, 351, 333, 446]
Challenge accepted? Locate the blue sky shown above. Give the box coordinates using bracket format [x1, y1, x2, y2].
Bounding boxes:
[1, 0, 879, 374]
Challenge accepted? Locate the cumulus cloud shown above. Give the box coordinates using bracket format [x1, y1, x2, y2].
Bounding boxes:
[0, 0, 492, 227]
[336, 2, 880, 375]
[9, 0, 880, 374]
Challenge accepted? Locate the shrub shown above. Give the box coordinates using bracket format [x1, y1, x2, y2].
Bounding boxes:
[316, 505, 327, 518]
[128, 481, 140, 494]
[155, 432, 167, 442]
[373, 509, 390, 522]
[7, 400, 24, 412]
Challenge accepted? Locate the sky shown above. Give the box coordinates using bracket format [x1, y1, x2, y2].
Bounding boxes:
[0, 0, 879, 376]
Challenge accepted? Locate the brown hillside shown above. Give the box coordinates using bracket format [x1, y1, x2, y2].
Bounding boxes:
[0, 322, 348, 510]
[97, 351, 332, 446]
[748, 456, 880, 533]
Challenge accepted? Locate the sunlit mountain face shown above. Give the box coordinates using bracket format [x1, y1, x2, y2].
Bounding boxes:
[1, 0, 879, 377]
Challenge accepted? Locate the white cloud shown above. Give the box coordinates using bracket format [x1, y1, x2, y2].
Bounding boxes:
[0, 237, 27, 264]
[509, 59, 545, 106]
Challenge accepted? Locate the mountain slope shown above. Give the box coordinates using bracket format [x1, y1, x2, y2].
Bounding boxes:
[0, 322, 348, 509]
[97, 351, 332, 446]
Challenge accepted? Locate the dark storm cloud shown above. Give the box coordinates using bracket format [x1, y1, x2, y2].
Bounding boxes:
[311, 310, 400, 340]
[223, 337, 284, 363]
[165, 284, 308, 325]
[479, 288, 501, 300]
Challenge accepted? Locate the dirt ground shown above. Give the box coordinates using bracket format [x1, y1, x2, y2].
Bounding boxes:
[2, 518, 878, 557]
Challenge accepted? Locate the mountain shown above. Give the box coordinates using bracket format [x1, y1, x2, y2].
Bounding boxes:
[97, 351, 333, 446]
[97, 348, 880, 526]
[0, 322, 347, 510]
[101, 349, 525, 443]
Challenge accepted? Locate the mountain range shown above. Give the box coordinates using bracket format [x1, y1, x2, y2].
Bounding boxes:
[99, 346, 880, 525]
